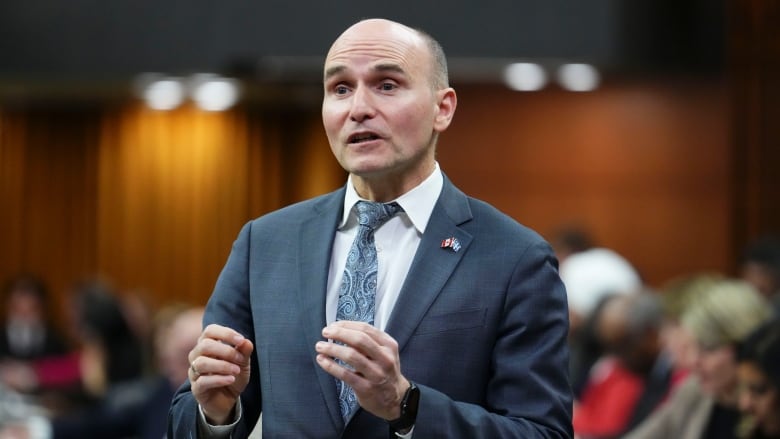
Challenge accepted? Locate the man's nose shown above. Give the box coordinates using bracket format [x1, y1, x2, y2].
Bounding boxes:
[349, 85, 376, 122]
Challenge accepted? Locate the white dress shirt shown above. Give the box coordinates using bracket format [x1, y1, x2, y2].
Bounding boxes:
[326, 163, 443, 330]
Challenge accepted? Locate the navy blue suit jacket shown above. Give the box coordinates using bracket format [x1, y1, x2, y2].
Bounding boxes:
[169, 176, 573, 438]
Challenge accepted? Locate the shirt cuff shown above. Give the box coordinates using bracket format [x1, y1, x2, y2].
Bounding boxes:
[197, 399, 242, 438]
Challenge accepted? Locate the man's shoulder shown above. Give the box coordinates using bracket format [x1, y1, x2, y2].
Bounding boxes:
[248, 189, 343, 227]
[464, 195, 548, 246]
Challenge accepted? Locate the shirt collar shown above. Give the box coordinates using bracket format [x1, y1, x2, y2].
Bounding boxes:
[339, 162, 443, 234]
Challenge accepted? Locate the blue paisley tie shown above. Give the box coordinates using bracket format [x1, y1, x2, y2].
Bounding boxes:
[336, 200, 402, 421]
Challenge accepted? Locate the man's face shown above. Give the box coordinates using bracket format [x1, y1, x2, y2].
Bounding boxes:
[322, 20, 454, 195]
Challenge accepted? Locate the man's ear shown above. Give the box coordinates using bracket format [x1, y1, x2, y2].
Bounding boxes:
[433, 88, 457, 133]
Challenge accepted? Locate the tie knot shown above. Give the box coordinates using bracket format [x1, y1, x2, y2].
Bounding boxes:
[355, 201, 402, 230]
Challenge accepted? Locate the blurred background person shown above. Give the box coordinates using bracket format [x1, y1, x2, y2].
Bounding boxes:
[624, 279, 774, 439]
[736, 319, 780, 439]
[61, 278, 145, 407]
[739, 235, 780, 313]
[0, 274, 69, 363]
[657, 273, 724, 376]
[574, 290, 685, 439]
[0, 305, 205, 439]
[556, 229, 643, 401]
[50, 305, 204, 439]
[0, 278, 145, 416]
[569, 294, 614, 400]
[0, 274, 74, 411]
[552, 225, 595, 265]
[559, 245, 642, 332]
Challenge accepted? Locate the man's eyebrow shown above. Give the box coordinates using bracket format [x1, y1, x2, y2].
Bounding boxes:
[324, 65, 346, 81]
[324, 63, 407, 81]
[372, 63, 406, 76]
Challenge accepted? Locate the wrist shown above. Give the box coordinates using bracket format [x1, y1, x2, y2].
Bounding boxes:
[202, 403, 237, 426]
[388, 381, 419, 433]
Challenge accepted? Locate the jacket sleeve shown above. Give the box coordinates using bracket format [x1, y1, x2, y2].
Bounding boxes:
[168, 221, 261, 438]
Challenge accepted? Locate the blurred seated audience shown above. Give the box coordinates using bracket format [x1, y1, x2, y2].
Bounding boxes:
[739, 234, 780, 312]
[0, 278, 145, 414]
[557, 230, 643, 401]
[0, 274, 68, 362]
[49, 305, 204, 439]
[574, 290, 686, 439]
[0, 274, 75, 408]
[624, 279, 774, 439]
[736, 319, 780, 439]
[0, 305, 204, 439]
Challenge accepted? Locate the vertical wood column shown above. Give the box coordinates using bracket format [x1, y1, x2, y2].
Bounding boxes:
[729, 0, 780, 256]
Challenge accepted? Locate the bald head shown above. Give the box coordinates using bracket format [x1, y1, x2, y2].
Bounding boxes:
[326, 19, 449, 90]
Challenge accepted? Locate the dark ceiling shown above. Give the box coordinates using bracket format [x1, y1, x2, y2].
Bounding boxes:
[0, 0, 724, 85]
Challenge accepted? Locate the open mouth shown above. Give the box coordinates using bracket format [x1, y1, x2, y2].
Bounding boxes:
[348, 132, 380, 144]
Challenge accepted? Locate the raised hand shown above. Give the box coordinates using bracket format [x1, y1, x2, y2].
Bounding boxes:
[187, 324, 254, 425]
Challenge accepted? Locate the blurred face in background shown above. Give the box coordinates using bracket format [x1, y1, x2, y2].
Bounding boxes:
[740, 261, 779, 300]
[157, 309, 203, 387]
[691, 337, 738, 402]
[660, 320, 698, 372]
[6, 289, 44, 326]
[738, 361, 780, 435]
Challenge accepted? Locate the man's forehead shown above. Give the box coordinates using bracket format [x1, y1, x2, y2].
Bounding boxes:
[324, 39, 427, 81]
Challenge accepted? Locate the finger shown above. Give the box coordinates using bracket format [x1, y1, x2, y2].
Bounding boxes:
[325, 321, 397, 348]
[191, 355, 242, 377]
[315, 349, 362, 383]
[191, 372, 238, 393]
[201, 324, 247, 347]
[323, 325, 398, 367]
[195, 336, 248, 364]
[315, 340, 358, 368]
[315, 340, 389, 389]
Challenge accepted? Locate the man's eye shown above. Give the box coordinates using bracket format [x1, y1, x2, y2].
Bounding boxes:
[335, 85, 349, 95]
[380, 82, 396, 91]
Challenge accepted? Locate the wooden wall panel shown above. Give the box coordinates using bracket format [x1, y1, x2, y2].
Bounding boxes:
[0, 104, 346, 316]
[0, 110, 99, 314]
[0, 112, 26, 279]
[96, 104, 262, 307]
[0, 78, 735, 316]
[438, 81, 730, 287]
[729, 0, 780, 248]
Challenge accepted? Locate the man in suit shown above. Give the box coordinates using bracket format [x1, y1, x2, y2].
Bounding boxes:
[168, 18, 572, 438]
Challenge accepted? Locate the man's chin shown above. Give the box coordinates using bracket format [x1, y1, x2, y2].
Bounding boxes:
[344, 159, 392, 178]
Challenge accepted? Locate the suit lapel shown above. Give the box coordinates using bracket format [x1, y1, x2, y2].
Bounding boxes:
[385, 177, 473, 352]
[297, 189, 346, 430]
